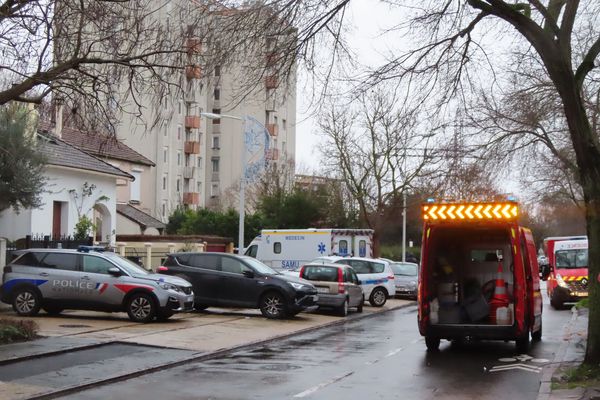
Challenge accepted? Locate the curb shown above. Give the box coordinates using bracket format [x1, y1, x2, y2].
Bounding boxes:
[24, 302, 416, 399]
[536, 307, 579, 400]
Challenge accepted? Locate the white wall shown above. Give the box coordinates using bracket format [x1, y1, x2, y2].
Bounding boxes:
[0, 166, 118, 244]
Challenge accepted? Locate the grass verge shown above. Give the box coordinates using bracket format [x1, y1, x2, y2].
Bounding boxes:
[0, 319, 38, 345]
[551, 363, 600, 390]
[575, 298, 589, 309]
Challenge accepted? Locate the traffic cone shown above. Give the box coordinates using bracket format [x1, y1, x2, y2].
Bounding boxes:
[489, 260, 509, 324]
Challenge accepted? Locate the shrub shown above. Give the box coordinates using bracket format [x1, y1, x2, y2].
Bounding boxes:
[0, 319, 39, 344]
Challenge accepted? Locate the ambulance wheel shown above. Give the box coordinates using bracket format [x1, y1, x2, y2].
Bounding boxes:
[126, 292, 157, 323]
[369, 287, 387, 307]
[532, 322, 542, 342]
[516, 332, 530, 353]
[357, 296, 364, 313]
[425, 336, 440, 351]
[12, 287, 41, 316]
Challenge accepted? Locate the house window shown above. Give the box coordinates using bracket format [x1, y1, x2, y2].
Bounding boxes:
[212, 158, 219, 172]
[212, 109, 220, 124]
[212, 136, 219, 149]
[214, 88, 220, 100]
[162, 174, 168, 190]
[130, 170, 142, 202]
[214, 65, 220, 77]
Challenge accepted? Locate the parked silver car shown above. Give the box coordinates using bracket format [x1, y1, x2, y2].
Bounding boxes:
[389, 261, 419, 299]
[298, 263, 363, 316]
[0, 248, 194, 322]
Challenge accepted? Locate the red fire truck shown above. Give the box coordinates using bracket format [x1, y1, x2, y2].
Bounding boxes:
[541, 236, 588, 309]
[417, 201, 543, 352]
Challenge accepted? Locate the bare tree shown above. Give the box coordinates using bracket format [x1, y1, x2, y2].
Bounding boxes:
[318, 86, 436, 255]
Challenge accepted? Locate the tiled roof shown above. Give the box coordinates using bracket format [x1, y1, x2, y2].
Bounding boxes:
[38, 121, 154, 167]
[37, 133, 133, 179]
[117, 204, 166, 230]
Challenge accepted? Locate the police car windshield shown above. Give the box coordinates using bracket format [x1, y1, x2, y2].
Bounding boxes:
[242, 257, 280, 275]
[103, 253, 150, 276]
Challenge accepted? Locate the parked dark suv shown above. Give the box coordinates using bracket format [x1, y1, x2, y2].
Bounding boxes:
[159, 252, 318, 319]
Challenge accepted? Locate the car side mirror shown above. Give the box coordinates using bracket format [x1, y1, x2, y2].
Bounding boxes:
[356, 279, 362, 285]
[108, 267, 122, 277]
[540, 265, 551, 281]
[243, 270, 255, 279]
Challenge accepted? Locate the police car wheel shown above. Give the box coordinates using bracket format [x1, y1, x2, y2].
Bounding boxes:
[126, 293, 156, 323]
[43, 306, 64, 315]
[369, 288, 387, 307]
[12, 288, 41, 316]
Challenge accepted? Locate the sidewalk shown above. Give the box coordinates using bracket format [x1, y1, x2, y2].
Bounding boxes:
[538, 307, 598, 400]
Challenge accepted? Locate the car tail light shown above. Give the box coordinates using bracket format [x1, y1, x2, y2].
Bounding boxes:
[338, 268, 345, 294]
[388, 275, 395, 280]
[157, 266, 169, 272]
[299, 265, 305, 278]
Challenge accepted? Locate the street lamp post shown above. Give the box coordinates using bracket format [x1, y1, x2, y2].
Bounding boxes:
[200, 112, 245, 254]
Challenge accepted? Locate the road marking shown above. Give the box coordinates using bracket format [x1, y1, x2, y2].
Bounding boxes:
[488, 363, 542, 373]
[385, 347, 404, 358]
[293, 372, 355, 398]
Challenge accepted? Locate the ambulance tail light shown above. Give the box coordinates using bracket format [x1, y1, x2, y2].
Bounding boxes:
[338, 268, 345, 294]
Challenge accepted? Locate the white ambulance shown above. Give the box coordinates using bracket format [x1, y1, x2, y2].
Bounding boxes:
[244, 229, 374, 270]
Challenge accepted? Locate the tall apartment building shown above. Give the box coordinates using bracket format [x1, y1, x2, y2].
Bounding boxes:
[114, 18, 296, 222]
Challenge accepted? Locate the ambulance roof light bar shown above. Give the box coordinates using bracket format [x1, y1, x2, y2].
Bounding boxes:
[422, 201, 518, 221]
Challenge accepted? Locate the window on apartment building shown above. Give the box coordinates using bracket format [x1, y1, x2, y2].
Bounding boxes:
[197, 181, 202, 194]
[163, 148, 168, 163]
[282, 141, 286, 151]
[177, 151, 181, 166]
[163, 120, 168, 136]
[197, 156, 203, 168]
[162, 202, 167, 217]
[162, 175, 168, 190]
[178, 101, 182, 115]
[212, 136, 219, 149]
[176, 178, 180, 192]
[212, 158, 219, 172]
[211, 183, 219, 198]
[214, 88, 220, 100]
[214, 65, 221, 77]
[274, 116, 278, 126]
[177, 125, 182, 140]
[130, 170, 142, 203]
[283, 119, 286, 131]
[163, 96, 168, 110]
[212, 109, 220, 124]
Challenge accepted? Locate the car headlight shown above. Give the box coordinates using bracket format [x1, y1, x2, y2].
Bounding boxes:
[159, 282, 182, 292]
[288, 282, 308, 290]
[410, 281, 417, 287]
[556, 275, 569, 289]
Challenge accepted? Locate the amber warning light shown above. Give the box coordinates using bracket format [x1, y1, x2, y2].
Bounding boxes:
[422, 202, 518, 221]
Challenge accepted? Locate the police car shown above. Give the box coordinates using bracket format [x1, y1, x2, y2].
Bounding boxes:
[0, 247, 194, 322]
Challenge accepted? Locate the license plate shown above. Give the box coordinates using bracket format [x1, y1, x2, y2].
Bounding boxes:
[316, 287, 329, 294]
[573, 292, 588, 297]
[186, 296, 194, 302]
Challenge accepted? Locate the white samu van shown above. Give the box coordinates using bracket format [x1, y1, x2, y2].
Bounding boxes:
[245, 229, 374, 270]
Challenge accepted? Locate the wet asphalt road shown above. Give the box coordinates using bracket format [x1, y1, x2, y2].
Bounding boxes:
[60, 288, 572, 400]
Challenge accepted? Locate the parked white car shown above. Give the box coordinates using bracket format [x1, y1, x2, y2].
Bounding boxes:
[333, 257, 396, 307]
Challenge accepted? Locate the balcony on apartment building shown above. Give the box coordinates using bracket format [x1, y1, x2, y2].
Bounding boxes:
[266, 148, 280, 161]
[185, 115, 201, 129]
[265, 75, 278, 89]
[185, 65, 202, 80]
[265, 51, 278, 67]
[186, 38, 202, 55]
[183, 166, 196, 179]
[184, 140, 200, 154]
[266, 123, 278, 137]
[183, 192, 200, 205]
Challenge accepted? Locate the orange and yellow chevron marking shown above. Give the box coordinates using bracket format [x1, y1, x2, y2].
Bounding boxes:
[423, 202, 519, 222]
[563, 276, 588, 282]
